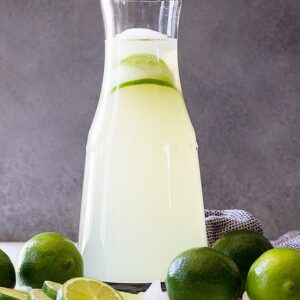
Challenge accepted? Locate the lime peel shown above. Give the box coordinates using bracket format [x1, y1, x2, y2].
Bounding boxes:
[42, 281, 62, 299]
[112, 78, 177, 93]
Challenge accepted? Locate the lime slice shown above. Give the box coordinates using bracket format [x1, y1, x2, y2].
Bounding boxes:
[111, 78, 177, 93]
[112, 54, 176, 92]
[119, 292, 141, 300]
[29, 289, 52, 300]
[57, 277, 123, 300]
[121, 54, 174, 83]
[0, 287, 28, 300]
[42, 281, 62, 299]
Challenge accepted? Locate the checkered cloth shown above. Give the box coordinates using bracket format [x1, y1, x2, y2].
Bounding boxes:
[205, 209, 300, 250]
[272, 231, 300, 251]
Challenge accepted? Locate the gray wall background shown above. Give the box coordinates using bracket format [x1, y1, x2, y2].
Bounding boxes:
[0, 0, 299, 241]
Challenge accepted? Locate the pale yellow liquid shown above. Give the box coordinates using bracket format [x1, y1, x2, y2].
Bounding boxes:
[79, 35, 207, 283]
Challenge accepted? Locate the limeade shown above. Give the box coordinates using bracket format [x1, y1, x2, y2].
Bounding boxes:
[78, 29, 207, 283]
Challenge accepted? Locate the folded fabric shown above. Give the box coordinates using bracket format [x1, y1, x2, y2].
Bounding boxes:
[272, 231, 300, 251]
[205, 209, 299, 250]
[205, 209, 263, 246]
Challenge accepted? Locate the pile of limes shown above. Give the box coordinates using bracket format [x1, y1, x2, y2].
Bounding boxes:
[0, 230, 299, 300]
[166, 230, 300, 300]
[0, 232, 126, 300]
[0, 277, 125, 300]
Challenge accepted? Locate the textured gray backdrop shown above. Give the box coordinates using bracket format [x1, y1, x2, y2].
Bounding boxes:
[0, 0, 299, 241]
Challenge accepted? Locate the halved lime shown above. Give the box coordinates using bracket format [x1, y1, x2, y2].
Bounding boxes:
[29, 289, 52, 300]
[42, 281, 61, 299]
[0, 287, 28, 300]
[57, 277, 123, 300]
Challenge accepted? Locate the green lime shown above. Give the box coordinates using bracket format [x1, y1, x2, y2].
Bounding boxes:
[0, 287, 28, 300]
[29, 289, 52, 300]
[212, 230, 273, 293]
[17, 232, 84, 288]
[57, 277, 123, 300]
[166, 247, 242, 300]
[112, 54, 176, 92]
[42, 281, 62, 299]
[0, 249, 16, 288]
[247, 248, 300, 300]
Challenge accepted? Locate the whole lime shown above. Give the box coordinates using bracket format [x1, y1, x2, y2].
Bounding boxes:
[0, 249, 16, 288]
[17, 232, 83, 288]
[247, 248, 300, 300]
[212, 230, 273, 292]
[166, 247, 242, 300]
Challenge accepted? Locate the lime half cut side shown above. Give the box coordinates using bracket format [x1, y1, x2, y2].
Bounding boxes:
[0, 287, 28, 300]
[58, 277, 123, 300]
[29, 289, 52, 300]
[42, 281, 62, 299]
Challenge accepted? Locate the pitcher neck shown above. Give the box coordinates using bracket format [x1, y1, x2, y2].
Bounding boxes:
[100, 0, 182, 40]
[99, 0, 183, 97]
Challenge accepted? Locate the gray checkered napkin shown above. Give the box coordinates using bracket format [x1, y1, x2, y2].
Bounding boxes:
[205, 209, 300, 251]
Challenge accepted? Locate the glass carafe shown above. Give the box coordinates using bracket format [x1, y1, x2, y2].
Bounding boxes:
[78, 0, 207, 288]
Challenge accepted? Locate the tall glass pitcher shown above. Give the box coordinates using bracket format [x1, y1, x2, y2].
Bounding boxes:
[78, 0, 207, 286]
